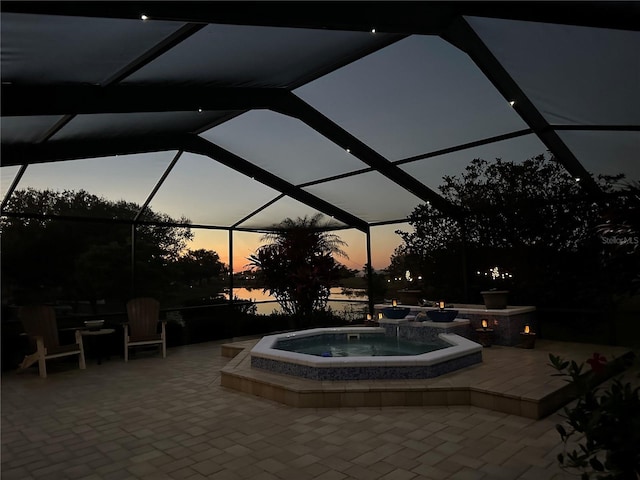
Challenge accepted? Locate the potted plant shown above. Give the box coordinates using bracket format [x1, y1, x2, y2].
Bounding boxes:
[480, 289, 509, 309]
[394, 269, 423, 305]
[478, 266, 513, 309]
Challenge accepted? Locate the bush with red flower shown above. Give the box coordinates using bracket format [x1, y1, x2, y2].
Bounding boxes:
[586, 352, 608, 375]
[549, 353, 640, 479]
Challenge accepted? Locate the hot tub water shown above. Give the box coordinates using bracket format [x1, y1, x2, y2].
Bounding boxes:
[274, 332, 448, 357]
[251, 327, 482, 381]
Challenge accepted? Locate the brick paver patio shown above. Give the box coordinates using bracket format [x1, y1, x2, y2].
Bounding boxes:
[2, 338, 636, 480]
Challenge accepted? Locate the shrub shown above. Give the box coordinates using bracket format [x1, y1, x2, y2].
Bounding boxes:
[549, 353, 640, 479]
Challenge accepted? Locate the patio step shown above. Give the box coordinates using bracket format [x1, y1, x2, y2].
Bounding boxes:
[220, 339, 634, 419]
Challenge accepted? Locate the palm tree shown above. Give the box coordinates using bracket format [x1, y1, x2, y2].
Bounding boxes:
[247, 214, 347, 326]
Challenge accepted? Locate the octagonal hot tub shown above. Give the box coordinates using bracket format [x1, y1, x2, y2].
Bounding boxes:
[250, 327, 482, 381]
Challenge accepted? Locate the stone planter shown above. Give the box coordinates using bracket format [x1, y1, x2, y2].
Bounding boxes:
[481, 290, 509, 309]
[395, 289, 422, 305]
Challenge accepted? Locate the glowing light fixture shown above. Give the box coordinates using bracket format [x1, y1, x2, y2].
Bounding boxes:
[481, 319, 488, 329]
[371, 28, 376, 33]
[140, 14, 149, 20]
[509, 100, 515, 107]
[521, 324, 536, 348]
[391, 299, 398, 307]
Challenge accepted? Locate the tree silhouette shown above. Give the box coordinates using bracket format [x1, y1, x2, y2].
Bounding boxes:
[396, 154, 637, 308]
[247, 214, 347, 326]
[1, 188, 194, 309]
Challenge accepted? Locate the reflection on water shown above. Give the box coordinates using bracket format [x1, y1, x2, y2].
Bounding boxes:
[225, 287, 368, 316]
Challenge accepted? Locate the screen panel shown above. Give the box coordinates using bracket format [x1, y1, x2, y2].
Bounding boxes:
[237, 196, 348, 231]
[1, 116, 66, 144]
[144, 152, 281, 227]
[1, 12, 186, 85]
[399, 134, 549, 192]
[50, 111, 232, 142]
[304, 171, 425, 224]
[4, 152, 176, 218]
[125, 23, 397, 87]
[1, 165, 21, 199]
[200, 110, 368, 185]
[467, 16, 640, 126]
[296, 35, 528, 161]
[558, 130, 640, 182]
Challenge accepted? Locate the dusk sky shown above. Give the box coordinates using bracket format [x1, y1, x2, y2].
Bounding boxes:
[2, 15, 637, 272]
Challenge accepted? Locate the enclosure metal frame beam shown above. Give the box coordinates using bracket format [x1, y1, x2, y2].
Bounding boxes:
[1, 133, 369, 232]
[228, 230, 234, 306]
[181, 134, 371, 232]
[129, 150, 184, 295]
[1, 136, 185, 167]
[0, 86, 287, 117]
[442, 16, 603, 197]
[365, 227, 374, 316]
[0, 164, 28, 212]
[134, 150, 183, 223]
[3, 2, 637, 33]
[272, 93, 463, 218]
[27, 23, 206, 144]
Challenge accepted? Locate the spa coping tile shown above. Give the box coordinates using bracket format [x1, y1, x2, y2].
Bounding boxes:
[220, 338, 633, 418]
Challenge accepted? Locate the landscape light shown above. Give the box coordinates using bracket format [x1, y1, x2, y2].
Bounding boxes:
[521, 324, 536, 348]
[140, 14, 149, 20]
[509, 100, 515, 107]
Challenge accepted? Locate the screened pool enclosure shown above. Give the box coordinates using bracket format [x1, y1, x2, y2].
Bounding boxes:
[1, 2, 638, 312]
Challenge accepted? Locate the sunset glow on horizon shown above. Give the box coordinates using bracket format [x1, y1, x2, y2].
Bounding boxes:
[187, 223, 407, 273]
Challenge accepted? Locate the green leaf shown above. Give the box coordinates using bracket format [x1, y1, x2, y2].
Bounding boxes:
[556, 424, 567, 437]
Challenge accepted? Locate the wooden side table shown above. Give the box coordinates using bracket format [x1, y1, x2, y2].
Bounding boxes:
[81, 328, 115, 364]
